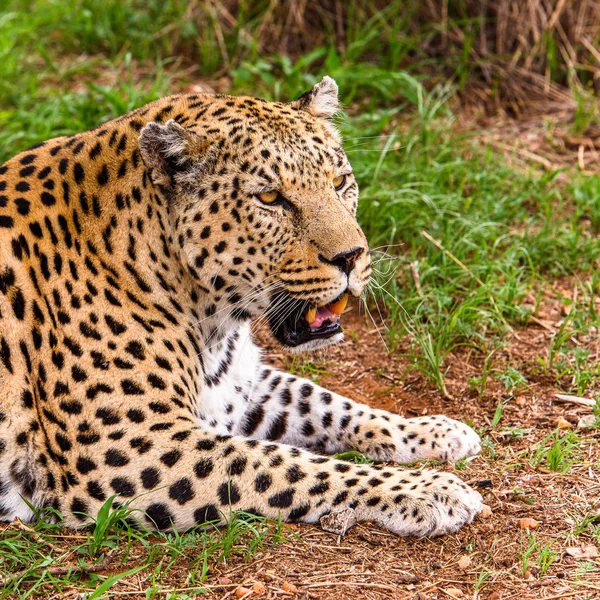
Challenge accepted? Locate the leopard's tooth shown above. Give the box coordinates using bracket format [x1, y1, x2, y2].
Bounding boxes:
[328, 293, 348, 316]
[305, 305, 317, 324]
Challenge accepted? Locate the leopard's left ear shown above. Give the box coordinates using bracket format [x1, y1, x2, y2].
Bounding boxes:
[292, 76, 339, 119]
[139, 119, 216, 191]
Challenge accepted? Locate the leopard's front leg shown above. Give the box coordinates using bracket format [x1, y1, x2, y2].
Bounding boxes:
[62, 428, 483, 537]
[238, 369, 481, 464]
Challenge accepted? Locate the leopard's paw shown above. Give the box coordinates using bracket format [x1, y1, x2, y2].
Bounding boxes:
[391, 415, 481, 464]
[365, 470, 484, 537]
[352, 414, 481, 465]
[422, 416, 481, 463]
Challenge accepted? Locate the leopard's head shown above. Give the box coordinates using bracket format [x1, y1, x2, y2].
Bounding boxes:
[139, 77, 371, 351]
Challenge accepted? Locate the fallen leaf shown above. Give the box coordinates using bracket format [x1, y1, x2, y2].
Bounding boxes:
[282, 582, 298, 593]
[566, 545, 599, 560]
[457, 555, 472, 570]
[556, 416, 571, 429]
[235, 586, 252, 598]
[444, 588, 463, 598]
[519, 517, 540, 530]
[480, 504, 493, 518]
[253, 581, 267, 594]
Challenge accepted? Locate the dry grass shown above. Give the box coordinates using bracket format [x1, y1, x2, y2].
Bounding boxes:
[168, 1, 600, 101]
[420, 0, 600, 81]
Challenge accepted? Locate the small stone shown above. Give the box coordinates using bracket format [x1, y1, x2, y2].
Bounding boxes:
[519, 517, 540, 530]
[480, 504, 493, 518]
[235, 586, 252, 598]
[515, 396, 527, 407]
[457, 555, 472, 570]
[320, 507, 357, 535]
[577, 414, 596, 430]
[556, 416, 571, 429]
[444, 589, 463, 598]
[282, 582, 298, 593]
[220, 577, 232, 585]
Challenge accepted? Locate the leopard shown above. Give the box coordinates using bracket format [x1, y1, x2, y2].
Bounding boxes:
[0, 76, 483, 538]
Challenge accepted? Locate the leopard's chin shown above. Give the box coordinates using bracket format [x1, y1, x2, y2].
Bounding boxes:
[267, 291, 347, 350]
[287, 332, 344, 353]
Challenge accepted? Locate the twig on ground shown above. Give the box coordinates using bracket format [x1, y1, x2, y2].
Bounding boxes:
[529, 315, 558, 332]
[487, 140, 554, 169]
[305, 581, 398, 591]
[0, 550, 117, 587]
[12, 517, 60, 552]
[554, 393, 596, 408]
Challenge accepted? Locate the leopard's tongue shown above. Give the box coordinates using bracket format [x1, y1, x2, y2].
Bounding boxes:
[307, 306, 338, 329]
[305, 294, 348, 330]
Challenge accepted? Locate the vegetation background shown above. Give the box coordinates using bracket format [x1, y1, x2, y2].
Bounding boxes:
[1, 1, 600, 598]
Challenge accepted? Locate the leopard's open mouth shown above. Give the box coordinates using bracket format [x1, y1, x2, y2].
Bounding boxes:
[268, 291, 348, 348]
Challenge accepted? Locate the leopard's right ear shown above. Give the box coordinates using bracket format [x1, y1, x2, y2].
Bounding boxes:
[139, 119, 216, 191]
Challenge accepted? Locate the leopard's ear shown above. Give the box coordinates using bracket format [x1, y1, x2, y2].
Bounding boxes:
[139, 119, 216, 190]
[292, 76, 339, 119]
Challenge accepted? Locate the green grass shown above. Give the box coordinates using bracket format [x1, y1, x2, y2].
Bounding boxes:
[520, 534, 559, 578]
[285, 355, 333, 384]
[0, 498, 290, 599]
[529, 429, 582, 473]
[347, 94, 600, 393]
[333, 450, 373, 464]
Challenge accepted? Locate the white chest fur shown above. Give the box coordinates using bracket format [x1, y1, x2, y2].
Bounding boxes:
[196, 324, 263, 434]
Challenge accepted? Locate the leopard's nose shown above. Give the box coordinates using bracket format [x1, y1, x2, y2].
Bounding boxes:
[319, 246, 364, 275]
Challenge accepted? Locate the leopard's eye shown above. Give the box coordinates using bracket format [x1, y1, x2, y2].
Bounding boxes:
[256, 190, 296, 211]
[257, 190, 279, 204]
[333, 175, 346, 190]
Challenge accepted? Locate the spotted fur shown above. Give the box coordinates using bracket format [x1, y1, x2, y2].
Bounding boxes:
[0, 78, 482, 537]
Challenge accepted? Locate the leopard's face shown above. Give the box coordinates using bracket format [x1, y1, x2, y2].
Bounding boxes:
[140, 78, 371, 351]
